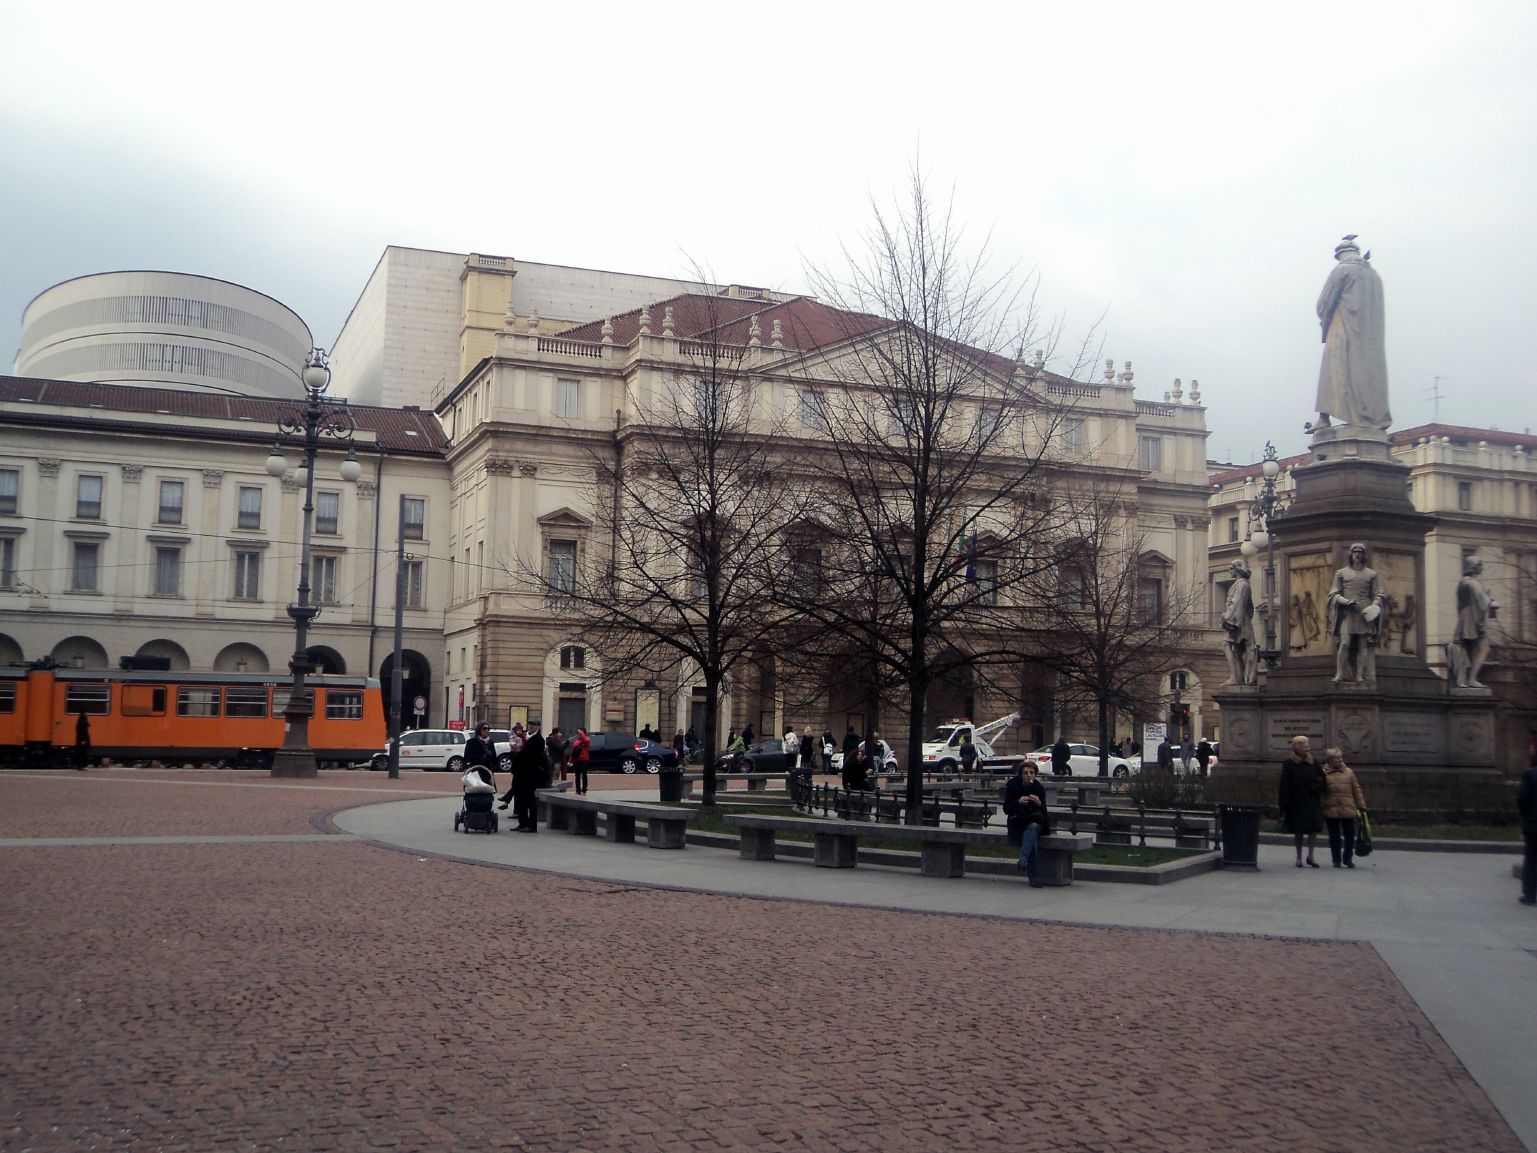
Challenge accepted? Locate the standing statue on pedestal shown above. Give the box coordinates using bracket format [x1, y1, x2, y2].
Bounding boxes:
[1451, 557, 1498, 688]
[1222, 560, 1258, 685]
[1315, 235, 1391, 432]
[1328, 543, 1386, 686]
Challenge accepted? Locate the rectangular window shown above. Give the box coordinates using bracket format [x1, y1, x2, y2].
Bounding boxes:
[0, 537, 13, 588]
[324, 690, 364, 720]
[71, 541, 100, 592]
[403, 558, 424, 609]
[972, 558, 998, 606]
[547, 539, 576, 594]
[233, 551, 261, 600]
[1060, 567, 1087, 610]
[400, 497, 425, 540]
[555, 377, 581, 418]
[237, 486, 263, 530]
[0, 682, 15, 713]
[176, 687, 221, 717]
[978, 408, 1001, 442]
[1139, 577, 1164, 622]
[792, 547, 822, 595]
[1062, 417, 1086, 455]
[801, 392, 825, 430]
[1457, 481, 1473, 511]
[1139, 436, 1163, 473]
[0, 468, 17, 514]
[157, 479, 185, 525]
[312, 555, 338, 604]
[224, 685, 269, 718]
[153, 547, 182, 596]
[1227, 516, 1240, 544]
[890, 398, 915, 437]
[314, 490, 339, 535]
[76, 475, 103, 519]
[65, 683, 111, 715]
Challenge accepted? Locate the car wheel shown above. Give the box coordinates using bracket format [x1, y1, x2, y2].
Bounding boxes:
[620, 756, 639, 775]
[644, 756, 663, 774]
[498, 754, 514, 774]
[371, 754, 388, 771]
[1113, 763, 1129, 779]
[938, 758, 957, 773]
[447, 754, 464, 773]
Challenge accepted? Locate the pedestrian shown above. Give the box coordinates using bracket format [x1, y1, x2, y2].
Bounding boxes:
[74, 711, 91, 771]
[1003, 761, 1051, 888]
[799, 730, 816, 778]
[1279, 734, 1326, 868]
[743, 724, 755, 744]
[958, 733, 978, 775]
[821, 729, 835, 772]
[1156, 737, 1174, 772]
[512, 721, 545, 831]
[1196, 737, 1214, 777]
[569, 727, 592, 795]
[684, 726, 699, 762]
[726, 729, 747, 770]
[639, 723, 657, 741]
[546, 727, 567, 782]
[842, 726, 859, 763]
[1050, 735, 1071, 777]
[866, 730, 884, 779]
[1517, 743, 1537, 906]
[783, 725, 799, 772]
[673, 729, 685, 769]
[1321, 747, 1367, 868]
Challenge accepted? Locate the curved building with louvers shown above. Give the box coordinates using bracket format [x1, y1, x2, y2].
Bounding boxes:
[16, 271, 312, 398]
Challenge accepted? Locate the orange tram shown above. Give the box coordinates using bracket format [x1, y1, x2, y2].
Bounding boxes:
[0, 665, 386, 769]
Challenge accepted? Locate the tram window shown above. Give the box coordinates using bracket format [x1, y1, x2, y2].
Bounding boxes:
[121, 685, 167, 716]
[176, 687, 221, 717]
[324, 690, 364, 720]
[224, 685, 269, 718]
[64, 684, 111, 715]
[0, 683, 15, 714]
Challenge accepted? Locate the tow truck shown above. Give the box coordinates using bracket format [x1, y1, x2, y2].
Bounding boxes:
[920, 712, 1021, 773]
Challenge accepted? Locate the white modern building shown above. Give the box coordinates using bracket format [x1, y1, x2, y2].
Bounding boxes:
[14, 271, 314, 399]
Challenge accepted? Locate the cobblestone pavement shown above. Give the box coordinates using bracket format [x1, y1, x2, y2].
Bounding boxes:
[0, 771, 1522, 1153]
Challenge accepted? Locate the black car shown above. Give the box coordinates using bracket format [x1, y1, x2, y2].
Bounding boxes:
[587, 731, 678, 775]
[715, 738, 797, 773]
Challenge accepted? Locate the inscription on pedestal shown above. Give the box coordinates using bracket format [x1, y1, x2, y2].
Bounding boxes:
[1381, 713, 1445, 759]
[1265, 713, 1325, 755]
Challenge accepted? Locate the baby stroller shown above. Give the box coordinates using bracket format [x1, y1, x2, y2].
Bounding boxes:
[454, 765, 499, 833]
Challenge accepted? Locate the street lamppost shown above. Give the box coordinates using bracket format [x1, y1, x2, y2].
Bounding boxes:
[265, 348, 361, 777]
[1241, 440, 1287, 674]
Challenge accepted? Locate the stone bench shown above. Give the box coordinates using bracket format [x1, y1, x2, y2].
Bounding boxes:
[1085, 810, 1213, 849]
[723, 813, 1090, 884]
[680, 771, 786, 798]
[537, 790, 695, 849]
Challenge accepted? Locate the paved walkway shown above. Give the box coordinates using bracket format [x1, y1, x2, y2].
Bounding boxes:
[2, 769, 1532, 1152]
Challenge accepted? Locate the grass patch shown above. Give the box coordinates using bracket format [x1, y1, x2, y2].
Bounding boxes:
[1075, 845, 1203, 866]
[1371, 823, 1519, 843]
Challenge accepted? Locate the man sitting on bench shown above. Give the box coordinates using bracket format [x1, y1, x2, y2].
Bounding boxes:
[1004, 761, 1051, 888]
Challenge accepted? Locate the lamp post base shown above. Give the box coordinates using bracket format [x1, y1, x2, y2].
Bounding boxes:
[270, 748, 319, 778]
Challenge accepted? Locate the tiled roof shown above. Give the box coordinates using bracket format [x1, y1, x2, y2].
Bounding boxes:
[1391, 423, 1537, 450]
[0, 376, 448, 455]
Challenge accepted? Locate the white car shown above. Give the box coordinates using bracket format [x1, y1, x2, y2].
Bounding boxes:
[829, 740, 898, 774]
[371, 728, 515, 772]
[1027, 744, 1136, 778]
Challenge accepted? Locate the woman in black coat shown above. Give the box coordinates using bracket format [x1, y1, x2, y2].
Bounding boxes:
[1278, 734, 1327, 867]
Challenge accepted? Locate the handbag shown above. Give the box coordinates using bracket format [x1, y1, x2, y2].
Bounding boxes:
[1355, 811, 1374, 857]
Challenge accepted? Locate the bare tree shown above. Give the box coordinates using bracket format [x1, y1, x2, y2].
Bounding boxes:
[779, 171, 1097, 821]
[1031, 473, 1207, 775]
[538, 296, 807, 803]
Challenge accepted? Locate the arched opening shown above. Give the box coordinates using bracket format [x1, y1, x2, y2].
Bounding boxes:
[51, 636, 108, 669]
[308, 646, 345, 675]
[135, 639, 190, 670]
[0, 633, 23, 665]
[379, 649, 432, 729]
[214, 643, 270, 673]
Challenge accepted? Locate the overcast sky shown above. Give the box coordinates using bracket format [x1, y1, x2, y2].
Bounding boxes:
[3, 0, 1533, 462]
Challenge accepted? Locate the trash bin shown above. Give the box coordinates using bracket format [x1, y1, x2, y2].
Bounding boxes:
[1218, 804, 1262, 869]
[658, 767, 684, 803]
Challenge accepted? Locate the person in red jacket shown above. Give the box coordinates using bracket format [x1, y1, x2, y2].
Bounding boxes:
[570, 728, 592, 795]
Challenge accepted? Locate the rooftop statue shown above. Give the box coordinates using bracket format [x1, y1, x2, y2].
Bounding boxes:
[1315, 235, 1390, 433]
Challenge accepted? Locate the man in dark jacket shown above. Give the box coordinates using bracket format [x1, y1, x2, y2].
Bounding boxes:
[512, 722, 546, 832]
[1196, 738, 1214, 777]
[1517, 743, 1537, 906]
[1003, 762, 1051, 887]
[1050, 736, 1072, 777]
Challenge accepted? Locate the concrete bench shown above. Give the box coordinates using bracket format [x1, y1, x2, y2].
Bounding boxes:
[537, 790, 695, 848]
[723, 813, 1090, 884]
[680, 771, 786, 798]
[1086, 810, 1213, 849]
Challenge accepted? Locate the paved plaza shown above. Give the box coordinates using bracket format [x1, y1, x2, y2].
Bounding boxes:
[2, 769, 1533, 1153]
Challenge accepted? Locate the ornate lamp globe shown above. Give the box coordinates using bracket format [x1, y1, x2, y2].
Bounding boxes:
[1251, 529, 1271, 550]
[302, 347, 330, 392]
[339, 449, 362, 483]
[265, 445, 289, 478]
[1261, 457, 1280, 481]
[1240, 539, 1258, 558]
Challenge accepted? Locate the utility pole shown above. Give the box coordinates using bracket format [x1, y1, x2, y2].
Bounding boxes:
[387, 495, 406, 780]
